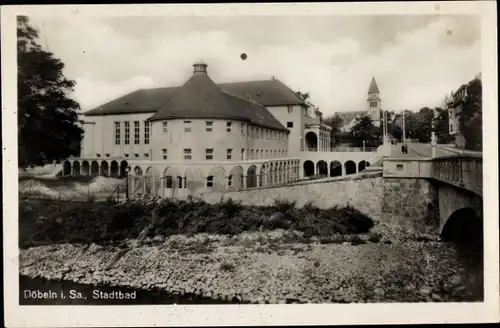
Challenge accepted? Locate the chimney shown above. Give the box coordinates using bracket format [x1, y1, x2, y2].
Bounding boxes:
[193, 62, 207, 75]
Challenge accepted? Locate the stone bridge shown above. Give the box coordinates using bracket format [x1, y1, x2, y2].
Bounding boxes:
[382, 154, 483, 241]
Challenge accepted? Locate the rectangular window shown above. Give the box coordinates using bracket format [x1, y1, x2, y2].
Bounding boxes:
[144, 121, 150, 144]
[183, 148, 192, 160]
[206, 121, 213, 132]
[206, 176, 214, 188]
[266, 150, 268, 157]
[177, 176, 184, 189]
[134, 153, 139, 158]
[162, 149, 167, 160]
[134, 121, 140, 144]
[165, 176, 173, 188]
[274, 150, 277, 157]
[241, 149, 245, 160]
[205, 148, 214, 160]
[241, 123, 245, 134]
[226, 121, 232, 132]
[287, 122, 293, 128]
[227, 149, 232, 160]
[184, 121, 191, 133]
[144, 153, 149, 158]
[162, 121, 168, 133]
[228, 175, 233, 188]
[260, 150, 263, 158]
[124, 153, 129, 158]
[287, 106, 293, 113]
[124, 122, 130, 145]
[251, 149, 254, 159]
[251, 127, 255, 138]
[114, 122, 120, 145]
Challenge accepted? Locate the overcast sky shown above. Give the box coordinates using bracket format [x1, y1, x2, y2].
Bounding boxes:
[29, 14, 481, 116]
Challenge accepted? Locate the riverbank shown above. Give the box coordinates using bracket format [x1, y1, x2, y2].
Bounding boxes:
[19, 229, 483, 304]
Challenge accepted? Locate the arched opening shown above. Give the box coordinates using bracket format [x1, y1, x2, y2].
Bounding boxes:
[100, 161, 109, 177]
[316, 160, 328, 177]
[63, 161, 72, 176]
[185, 167, 204, 193]
[208, 166, 225, 192]
[358, 160, 367, 172]
[133, 166, 143, 176]
[229, 166, 244, 189]
[90, 161, 99, 175]
[247, 165, 258, 188]
[441, 208, 483, 246]
[344, 160, 356, 175]
[81, 161, 90, 175]
[303, 160, 315, 177]
[259, 165, 266, 187]
[110, 161, 119, 177]
[145, 167, 161, 196]
[119, 161, 129, 178]
[73, 161, 81, 176]
[305, 131, 318, 151]
[163, 167, 183, 198]
[330, 160, 342, 177]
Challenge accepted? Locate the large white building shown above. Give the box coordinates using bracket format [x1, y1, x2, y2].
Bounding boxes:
[65, 62, 377, 198]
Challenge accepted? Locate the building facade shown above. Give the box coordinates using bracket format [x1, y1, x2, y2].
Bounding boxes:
[447, 84, 467, 148]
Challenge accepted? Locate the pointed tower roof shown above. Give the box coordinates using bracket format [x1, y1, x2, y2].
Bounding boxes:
[147, 63, 287, 131]
[368, 77, 379, 94]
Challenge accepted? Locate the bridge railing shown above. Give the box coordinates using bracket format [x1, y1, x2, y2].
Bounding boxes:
[431, 155, 482, 196]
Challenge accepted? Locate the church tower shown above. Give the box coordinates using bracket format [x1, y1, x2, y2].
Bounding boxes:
[366, 77, 381, 127]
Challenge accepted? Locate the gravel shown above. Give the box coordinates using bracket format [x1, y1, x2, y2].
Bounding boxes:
[19, 231, 483, 303]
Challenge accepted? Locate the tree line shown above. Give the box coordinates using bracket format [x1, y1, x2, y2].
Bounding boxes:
[321, 75, 482, 151]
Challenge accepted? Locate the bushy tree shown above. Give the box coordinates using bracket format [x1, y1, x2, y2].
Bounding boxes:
[433, 107, 454, 143]
[350, 115, 381, 148]
[18, 16, 83, 168]
[414, 107, 435, 143]
[322, 114, 344, 147]
[457, 76, 482, 151]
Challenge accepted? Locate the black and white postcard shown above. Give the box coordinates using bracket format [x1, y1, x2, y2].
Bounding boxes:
[2, 2, 499, 327]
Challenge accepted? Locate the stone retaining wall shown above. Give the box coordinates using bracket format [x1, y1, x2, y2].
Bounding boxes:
[201, 171, 384, 221]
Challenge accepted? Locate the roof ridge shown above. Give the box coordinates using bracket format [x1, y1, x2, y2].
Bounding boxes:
[273, 78, 307, 104]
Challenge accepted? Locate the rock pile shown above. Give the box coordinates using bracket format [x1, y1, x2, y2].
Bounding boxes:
[19, 232, 481, 303]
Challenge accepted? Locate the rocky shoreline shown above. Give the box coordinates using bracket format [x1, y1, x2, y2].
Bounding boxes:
[19, 228, 482, 304]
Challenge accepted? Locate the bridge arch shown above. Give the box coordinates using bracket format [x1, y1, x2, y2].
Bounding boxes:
[303, 160, 315, 177]
[441, 208, 483, 246]
[330, 160, 342, 177]
[344, 160, 356, 175]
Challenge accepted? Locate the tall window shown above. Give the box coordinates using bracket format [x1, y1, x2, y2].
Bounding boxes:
[260, 150, 263, 158]
[162, 121, 168, 133]
[124, 122, 130, 145]
[241, 123, 245, 134]
[114, 122, 120, 145]
[134, 121, 140, 144]
[162, 149, 167, 160]
[228, 175, 233, 188]
[165, 176, 173, 188]
[250, 127, 255, 138]
[184, 121, 192, 132]
[206, 176, 214, 188]
[227, 149, 232, 160]
[287, 106, 293, 113]
[241, 149, 245, 160]
[226, 121, 232, 132]
[206, 121, 213, 132]
[177, 177, 184, 189]
[183, 148, 192, 160]
[205, 148, 214, 160]
[144, 121, 150, 144]
[251, 149, 254, 159]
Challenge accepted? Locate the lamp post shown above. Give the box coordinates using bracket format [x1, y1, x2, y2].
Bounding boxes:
[125, 165, 131, 199]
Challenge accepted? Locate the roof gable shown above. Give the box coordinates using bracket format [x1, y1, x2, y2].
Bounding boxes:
[368, 77, 379, 94]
